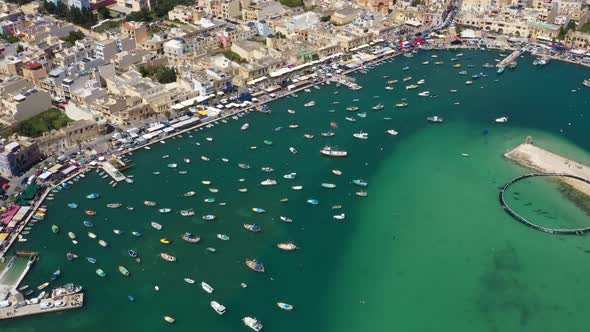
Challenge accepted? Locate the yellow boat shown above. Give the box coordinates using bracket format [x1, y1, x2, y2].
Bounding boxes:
[453, 63, 462, 68]
[164, 316, 175, 323]
[160, 238, 171, 244]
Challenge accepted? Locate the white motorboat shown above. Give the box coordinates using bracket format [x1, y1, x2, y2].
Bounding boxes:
[243, 317, 263, 331]
[495, 116, 509, 123]
[241, 123, 250, 130]
[386, 129, 399, 136]
[151, 222, 163, 230]
[210, 301, 226, 315]
[418, 91, 430, 97]
[260, 179, 277, 186]
[201, 282, 213, 293]
[353, 131, 368, 140]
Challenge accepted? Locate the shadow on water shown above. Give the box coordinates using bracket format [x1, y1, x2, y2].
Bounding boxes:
[477, 243, 541, 331]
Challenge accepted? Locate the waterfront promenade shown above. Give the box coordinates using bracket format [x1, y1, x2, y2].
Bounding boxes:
[0, 293, 84, 320]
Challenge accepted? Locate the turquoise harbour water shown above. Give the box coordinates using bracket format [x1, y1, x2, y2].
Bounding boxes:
[3, 51, 590, 332]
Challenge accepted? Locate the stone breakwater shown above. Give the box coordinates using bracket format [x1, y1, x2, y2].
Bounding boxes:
[504, 142, 590, 197]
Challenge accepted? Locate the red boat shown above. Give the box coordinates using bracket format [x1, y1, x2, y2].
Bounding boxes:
[330, 122, 338, 128]
[85, 210, 96, 216]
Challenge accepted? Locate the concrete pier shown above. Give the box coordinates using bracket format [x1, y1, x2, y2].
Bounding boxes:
[505, 141, 590, 198]
[497, 48, 524, 68]
[101, 161, 126, 182]
[0, 293, 84, 320]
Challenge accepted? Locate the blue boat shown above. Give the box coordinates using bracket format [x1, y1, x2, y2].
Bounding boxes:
[83, 221, 93, 227]
[251, 208, 266, 214]
[86, 257, 96, 264]
[128, 250, 138, 258]
[51, 269, 61, 281]
[67, 203, 78, 209]
[131, 231, 142, 237]
[86, 193, 100, 199]
[62, 183, 70, 189]
[321, 132, 335, 137]
[352, 179, 368, 187]
[307, 199, 319, 205]
[202, 214, 216, 221]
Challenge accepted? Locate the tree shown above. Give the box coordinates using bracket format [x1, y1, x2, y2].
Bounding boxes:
[156, 66, 177, 84]
[61, 30, 85, 45]
[97, 7, 112, 19]
[320, 16, 331, 22]
[16, 44, 24, 53]
[280, 0, 303, 7]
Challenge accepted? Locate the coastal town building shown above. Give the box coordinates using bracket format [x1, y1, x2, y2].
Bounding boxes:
[0, 137, 42, 178]
[0, 78, 52, 123]
[36, 119, 105, 156]
[91, 96, 155, 126]
[121, 21, 149, 44]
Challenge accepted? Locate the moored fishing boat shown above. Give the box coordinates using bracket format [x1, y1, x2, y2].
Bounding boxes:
[260, 179, 277, 186]
[211, 301, 226, 315]
[427, 116, 444, 123]
[277, 302, 294, 311]
[128, 250, 137, 258]
[182, 232, 200, 243]
[106, 203, 121, 208]
[243, 317, 263, 331]
[246, 259, 265, 272]
[202, 214, 216, 221]
[307, 199, 319, 205]
[160, 238, 171, 244]
[96, 269, 106, 277]
[321, 131, 335, 137]
[98, 239, 108, 247]
[151, 222, 163, 230]
[279, 216, 293, 223]
[144, 200, 157, 206]
[320, 146, 348, 157]
[51, 224, 59, 234]
[164, 316, 175, 323]
[216, 234, 230, 241]
[184, 278, 195, 284]
[66, 252, 78, 261]
[68, 232, 76, 240]
[119, 266, 129, 276]
[160, 253, 176, 262]
[332, 169, 342, 176]
[241, 123, 250, 130]
[334, 213, 346, 220]
[85, 210, 96, 216]
[395, 102, 408, 108]
[88, 232, 97, 239]
[289, 147, 297, 154]
[201, 281, 213, 293]
[321, 183, 336, 189]
[243, 224, 262, 232]
[277, 242, 298, 251]
[51, 269, 61, 281]
[238, 163, 251, 169]
[283, 172, 296, 180]
[158, 208, 171, 214]
[353, 179, 368, 187]
[183, 191, 196, 197]
[252, 207, 265, 214]
[180, 209, 195, 216]
[303, 101, 316, 107]
[387, 129, 399, 136]
[495, 116, 509, 123]
[356, 190, 368, 197]
[353, 131, 368, 140]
